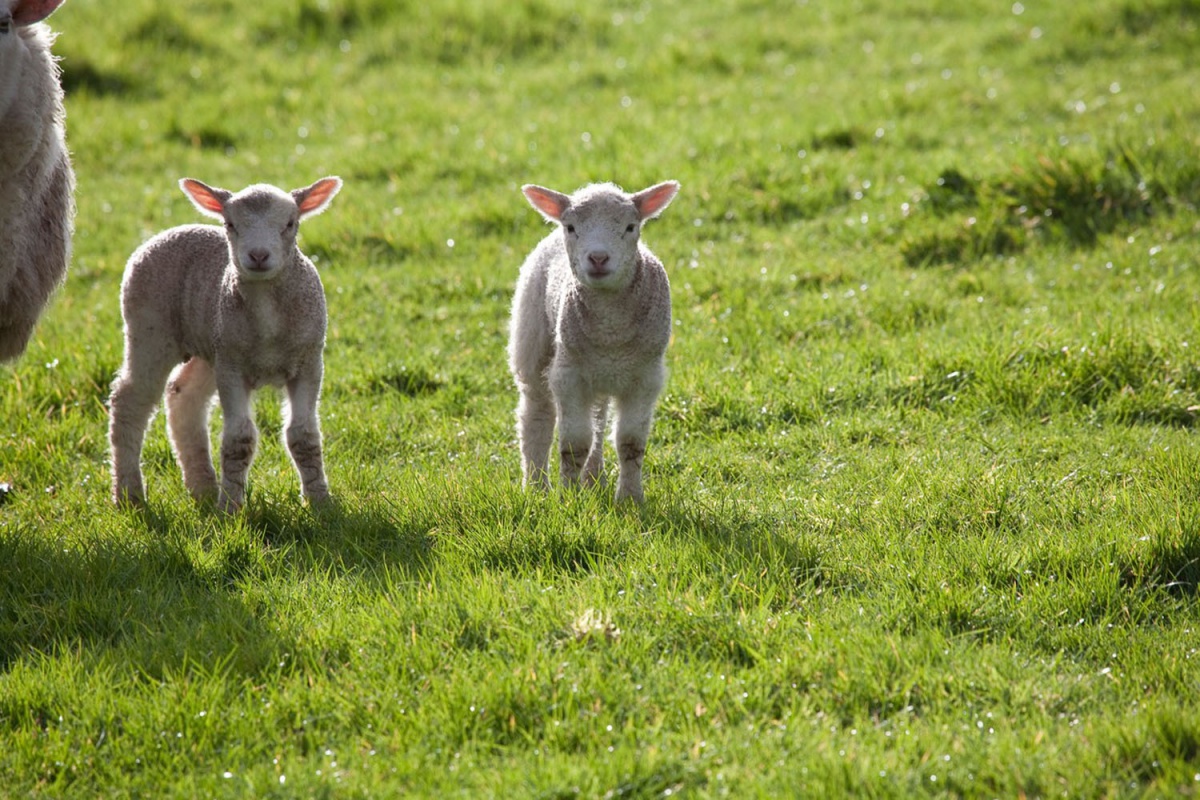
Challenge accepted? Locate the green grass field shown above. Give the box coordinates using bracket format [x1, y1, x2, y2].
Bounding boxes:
[3, 0, 1200, 795]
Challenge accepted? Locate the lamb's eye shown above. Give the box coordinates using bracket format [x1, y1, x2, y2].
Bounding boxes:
[625, 223, 636, 233]
[0, 16, 12, 35]
[284, 219, 295, 233]
[224, 221, 237, 234]
[566, 224, 576, 234]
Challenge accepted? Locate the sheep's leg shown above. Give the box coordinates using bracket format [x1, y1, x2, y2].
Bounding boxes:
[0, 319, 36, 363]
[215, 372, 257, 514]
[284, 367, 330, 504]
[516, 379, 555, 490]
[109, 356, 176, 506]
[165, 358, 219, 503]
[581, 400, 609, 487]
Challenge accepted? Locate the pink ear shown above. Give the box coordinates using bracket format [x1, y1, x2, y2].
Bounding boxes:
[522, 185, 571, 222]
[632, 181, 680, 221]
[179, 178, 229, 219]
[294, 177, 342, 219]
[12, 0, 66, 25]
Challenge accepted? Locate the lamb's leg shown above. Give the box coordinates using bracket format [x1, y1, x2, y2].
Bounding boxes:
[165, 358, 219, 503]
[109, 352, 176, 506]
[612, 374, 664, 504]
[581, 400, 609, 487]
[215, 371, 256, 514]
[284, 365, 330, 504]
[553, 372, 594, 488]
[516, 378, 555, 490]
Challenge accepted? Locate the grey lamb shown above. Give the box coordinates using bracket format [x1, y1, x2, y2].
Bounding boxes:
[508, 180, 680, 503]
[109, 177, 342, 512]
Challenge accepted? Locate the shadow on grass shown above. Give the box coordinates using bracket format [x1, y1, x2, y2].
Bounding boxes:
[0, 518, 278, 680]
[238, 494, 438, 580]
[0, 489, 442, 685]
[651, 496, 826, 591]
[1119, 522, 1200, 598]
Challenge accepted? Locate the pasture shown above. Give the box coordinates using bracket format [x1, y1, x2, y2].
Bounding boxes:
[3, 0, 1200, 795]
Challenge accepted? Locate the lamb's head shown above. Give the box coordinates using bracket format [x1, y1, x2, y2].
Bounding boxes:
[180, 176, 342, 282]
[522, 181, 679, 289]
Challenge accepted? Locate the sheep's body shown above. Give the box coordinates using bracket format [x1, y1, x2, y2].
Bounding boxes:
[509, 180, 679, 503]
[0, 0, 74, 362]
[109, 177, 342, 512]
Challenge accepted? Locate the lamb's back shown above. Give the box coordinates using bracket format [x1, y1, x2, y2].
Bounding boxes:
[121, 224, 229, 360]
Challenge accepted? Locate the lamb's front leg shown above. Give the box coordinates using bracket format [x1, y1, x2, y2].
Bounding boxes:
[285, 363, 330, 504]
[215, 371, 257, 513]
[552, 368, 594, 488]
[612, 369, 665, 504]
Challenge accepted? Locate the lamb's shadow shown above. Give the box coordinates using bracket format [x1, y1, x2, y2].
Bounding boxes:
[0, 519, 276, 678]
[237, 494, 438, 580]
[649, 496, 827, 599]
[458, 475, 826, 597]
[0, 494, 438, 680]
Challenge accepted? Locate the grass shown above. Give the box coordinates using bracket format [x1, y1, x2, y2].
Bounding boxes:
[3, 0, 1200, 795]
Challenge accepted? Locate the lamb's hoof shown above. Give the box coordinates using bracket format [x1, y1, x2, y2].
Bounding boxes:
[614, 487, 645, 504]
[114, 489, 146, 509]
[306, 490, 333, 507]
[190, 489, 220, 507]
[216, 494, 243, 515]
[0, 482, 13, 507]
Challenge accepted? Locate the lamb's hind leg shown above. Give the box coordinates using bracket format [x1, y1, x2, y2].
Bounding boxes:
[109, 349, 177, 506]
[516, 379, 555, 490]
[284, 363, 330, 504]
[165, 358, 219, 503]
[581, 400, 609, 487]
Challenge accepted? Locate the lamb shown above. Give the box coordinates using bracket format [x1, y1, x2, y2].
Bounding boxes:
[508, 180, 680, 503]
[109, 176, 342, 512]
[0, 0, 75, 362]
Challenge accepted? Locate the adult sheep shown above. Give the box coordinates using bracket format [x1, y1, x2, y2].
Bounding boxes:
[0, 0, 74, 362]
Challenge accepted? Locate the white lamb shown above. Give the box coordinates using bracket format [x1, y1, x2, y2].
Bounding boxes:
[0, 0, 74, 362]
[508, 180, 680, 503]
[109, 176, 342, 512]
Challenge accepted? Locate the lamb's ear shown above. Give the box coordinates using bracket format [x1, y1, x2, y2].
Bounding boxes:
[632, 181, 680, 221]
[179, 179, 231, 220]
[522, 184, 571, 223]
[294, 177, 343, 219]
[12, 0, 66, 25]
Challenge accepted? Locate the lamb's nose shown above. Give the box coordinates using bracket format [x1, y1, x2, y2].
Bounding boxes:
[588, 252, 610, 269]
[247, 249, 270, 268]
